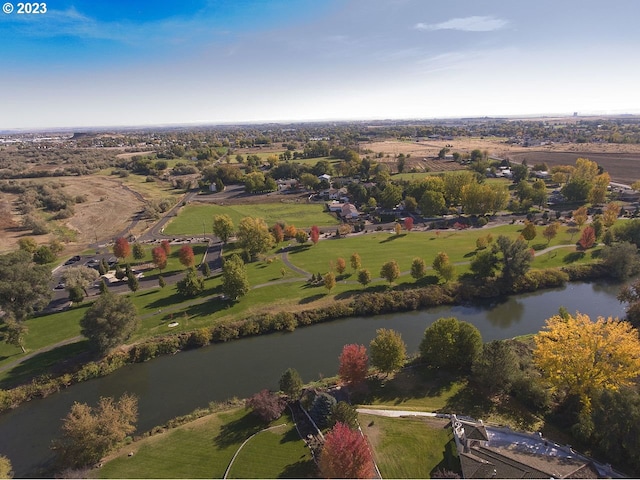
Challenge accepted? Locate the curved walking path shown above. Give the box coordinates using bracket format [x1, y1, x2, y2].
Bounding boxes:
[223, 423, 288, 479]
[281, 251, 311, 277]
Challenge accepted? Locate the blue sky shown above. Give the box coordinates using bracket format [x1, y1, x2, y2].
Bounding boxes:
[1, 0, 639, 129]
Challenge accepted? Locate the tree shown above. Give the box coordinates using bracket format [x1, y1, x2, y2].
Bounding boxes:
[493, 235, 533, 283]
[380, 183, 402, 209]
[419, 317, 482, 371]
[80, 292, 139, 354]
[472, 340, 519, 394]
[329, 402, 358, 429]
[336, 258, 346, 275]
[295, 230, 308, 244]
[0, 250, 51, 321]
[176, 267, 205, 297]
[350, 252, 361, 271]
[369, 328, 406, 376]
[271, 223, 284, 244]
[572, 206, 588, 228]
[126, 273, 139, 293]
[310, 225, 320, 245]
[589, 172, 610, 204]
[380, 260, 400, 285]
[213, 214, 234, 244]
[33, 245, 56, 264]
[68, 285, 85, 303]
[62, 266, 99, 298]
[357, 269, 371, 287]
[394, 223, 402, 236]
[236, 217, 274, 261]
[324, 272, 336, 292]
[338, 344, 369, 386]
[603, 201, 621, 228]
[542, 222, 560, 245]
[279, 368, 303, 399]
[201, 261, 211, 277]
[600, 242, 640, 279]
[404, 217, 414, 232]
[319, 422, 374, 479]
[432, 252, 455, 283]
[3, 314, 28, 353]
[132, 243, 145, 260]
[222, 254, 250, 300]
[283, 224, 297, 240]
[113, 237, 131, 261]
[310, 392, 337, 428]
[419, 190, 446, 216]
[158, 275, 166, 288]
[151, 246, 167, 272]
[578, 226, 596, 249]
[410, 257, 426, 281]
[160, 240, 171, 256]
[245, 389, 286, 423]
[178, 245, 195, 268]
[53, 394, 138, 469]
[0, 455, 12, 479]
[470, 250, 499, 279]
[534, 312, 640, 415]
[17, 237, 37, 254]
[521, 221, 537, 243]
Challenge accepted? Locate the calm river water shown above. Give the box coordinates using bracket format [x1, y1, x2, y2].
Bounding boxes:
[0, 280, 629, 477]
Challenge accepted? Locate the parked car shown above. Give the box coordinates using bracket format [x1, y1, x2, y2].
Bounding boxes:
[54, 282, 65, 290]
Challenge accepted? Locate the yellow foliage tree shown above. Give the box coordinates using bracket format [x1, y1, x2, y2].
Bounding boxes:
[534, 312, 640, 412]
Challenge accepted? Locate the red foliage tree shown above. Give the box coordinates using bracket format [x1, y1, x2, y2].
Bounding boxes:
[404, 217, 414, 232]
[578, 226, 596, 249]
[152, 246, 167, 272]
[178, 245, 195, 268]
[160, 240, 171, 256]
[245, 389, 286, 422]
[338, 344, 369, 386]
[310, 225, 320, 245]
[319, 422, 374, 479]
[113, 237, 131, 260]
[271, 224, 284, 243]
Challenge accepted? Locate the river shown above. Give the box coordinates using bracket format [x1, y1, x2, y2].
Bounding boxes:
[0, 280, 629, 477]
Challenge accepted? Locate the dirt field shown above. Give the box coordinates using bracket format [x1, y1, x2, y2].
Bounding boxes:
[0, 176, 145, 254]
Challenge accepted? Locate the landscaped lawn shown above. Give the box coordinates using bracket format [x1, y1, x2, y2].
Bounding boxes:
[164, 203, 339, 236]
[360, 414, 457, 478]
[98, 408, 315, 479]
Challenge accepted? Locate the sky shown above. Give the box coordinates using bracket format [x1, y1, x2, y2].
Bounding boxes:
[1, 0, 639, 130]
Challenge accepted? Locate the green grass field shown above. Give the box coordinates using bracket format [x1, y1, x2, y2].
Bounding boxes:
[164, 203, 340, 235]
[98, 408, 315, 479]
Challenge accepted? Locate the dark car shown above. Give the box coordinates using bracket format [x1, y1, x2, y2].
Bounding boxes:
[64, 255, 82, 265]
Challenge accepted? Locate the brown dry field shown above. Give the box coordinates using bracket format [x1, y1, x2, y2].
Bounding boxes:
[0, 176, 145, 254]
[362, 138, 640, 183]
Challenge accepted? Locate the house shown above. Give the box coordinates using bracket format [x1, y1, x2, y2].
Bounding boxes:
[452, 415, 620, 479]
[326, 201, 344, 212]
[318, 173, 331, 183]
[328, 187, 348, 201]
[340, 203, 360, 220]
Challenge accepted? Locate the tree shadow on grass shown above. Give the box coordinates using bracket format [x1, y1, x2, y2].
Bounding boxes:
[379, 234, 406, 243]
[286, 244, 312, 254]
[0, 340, 92, 389]
[563, 251, 585, 263]
[334, 284, 388, 300]
[184, 298, 228, 317]
[299, 293, 326, 305]
[280, 427, 301, 444]
[278, 459, 317, 479]
[429, 440, 462, 478]
[213, 411, 264, 449]
[463, 251, 477, 258]
[532, 243, 547, 251]
[442, 382, 493, 419]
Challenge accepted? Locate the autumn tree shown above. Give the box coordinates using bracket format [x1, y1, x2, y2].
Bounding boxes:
[357, 269, 371, 287]
[336, 258, 347, 275]
[394, 223, 402, 236]
[350, 252, 361, 271]
[380, 260, 400, 285]
[603, 201, 621, 228]
[53, 394, 138, 469]
[534, 312, 640, 415]
[236, 217, 274, 261]
[113, 237, 130, 261]
[295, 230, 309, 244]
[521, 220, 537, 243]
[369, 328, 407, 376]
[324, 271, 336, 292]
[212, 214, 234, 244]
[338, 344, 369, 386]
[589, 172, 610, 205]
[419, 317, 482, 372]
[432, 251, 455, 283]
[222, 254, 250, 300]
[80, 292, 139, 354]
[271, 223, 284, 244]
[319, 422, 374, 479]
[160, 240, 171, 256]
[310, 225, 320, 245]
[410, 257, 426, 281]
[151, 246, 167, 272]
[542, 222, 560, 245]
[578, 226, 596, 249]
[572, 206, 588, 228]
[404, 217, 414, 232]
[245, 389, 286, 422]
[283, 224, 297, 240]
[178, 245, 195, 268]
[279, 368, 303, 399]
[0, 455, 12, 479]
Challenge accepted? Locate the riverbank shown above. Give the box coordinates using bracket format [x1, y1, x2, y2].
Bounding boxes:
[0, 263, 611, 414]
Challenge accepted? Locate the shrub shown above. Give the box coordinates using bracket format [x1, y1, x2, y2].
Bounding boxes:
[187, 328, 211, 348]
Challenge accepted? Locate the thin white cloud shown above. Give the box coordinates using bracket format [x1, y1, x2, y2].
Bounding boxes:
[415, 15, 509, 32]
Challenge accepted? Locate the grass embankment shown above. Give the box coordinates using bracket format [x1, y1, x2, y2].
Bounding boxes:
[164, 203, 340, 236]
[98, 408, 315, 479]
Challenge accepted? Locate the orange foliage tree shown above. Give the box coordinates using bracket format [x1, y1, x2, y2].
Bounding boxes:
[338, 344, 369, 386]
[113, 237, 131, 260]
[178, 245, 195, 268]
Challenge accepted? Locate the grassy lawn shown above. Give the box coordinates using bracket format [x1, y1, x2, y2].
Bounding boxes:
[360, 415, 457, 478]
[164, 203, 340, 235]
[98, 408, 315, 479]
